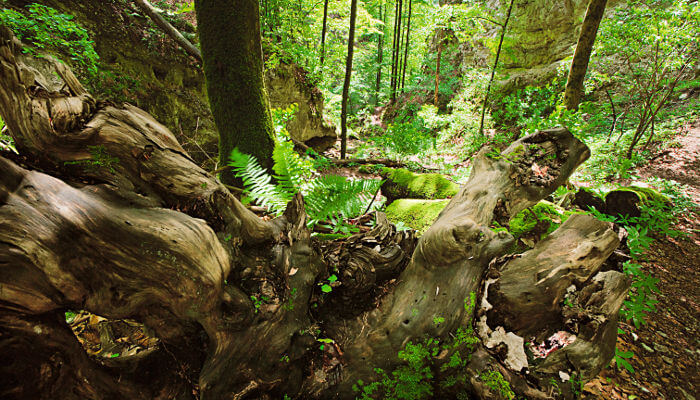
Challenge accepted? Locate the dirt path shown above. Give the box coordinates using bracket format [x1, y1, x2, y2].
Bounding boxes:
[583, 123, 700, 400]
[636, 121, 700, 204]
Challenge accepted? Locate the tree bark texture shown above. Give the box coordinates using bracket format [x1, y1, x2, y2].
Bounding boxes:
[194, 0, 275, 181]
[0, 28, 628, 400]
[340, 0, 358, 159]
[563, 0, 608, 111]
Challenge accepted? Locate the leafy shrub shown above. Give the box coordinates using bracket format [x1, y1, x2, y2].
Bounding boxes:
[0, 3, 139, 100]
[368, 121, 435, 158]
[0, 4, 100, 84]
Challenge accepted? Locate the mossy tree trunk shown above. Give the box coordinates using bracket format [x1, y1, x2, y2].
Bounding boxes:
[194, 0, 275, 182]
[0, 28, 628, 400]
[563, 0, 608, 111]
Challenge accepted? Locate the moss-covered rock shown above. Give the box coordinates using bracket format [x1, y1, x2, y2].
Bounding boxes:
[604, 186, 670, 218]
[385, 199, 450, 235]
[381, 168, 460, 204]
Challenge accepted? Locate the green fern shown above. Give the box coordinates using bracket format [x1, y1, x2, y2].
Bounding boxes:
[228, 145, 381, 227]
[228, 148, 291, 214]
[306, 175, 381, 225]
[272, 140, 313, 194]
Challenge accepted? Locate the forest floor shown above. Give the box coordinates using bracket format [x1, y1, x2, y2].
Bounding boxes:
[582, 122, 700, 400]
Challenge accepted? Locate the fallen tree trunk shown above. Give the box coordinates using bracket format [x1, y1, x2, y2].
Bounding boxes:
[0, 28, 628, 399]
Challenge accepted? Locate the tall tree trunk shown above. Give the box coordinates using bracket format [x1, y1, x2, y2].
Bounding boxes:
[0, 27, 628, 400]
[396, 0, 406, 94]
[320, 0, 329, 65]
[563, 0, 609, 111]
[434, 30, 442, 106]
[194, 0, 275, 181]
[390, 0, 403, 101]
[340, 0, 358, 159]
[400, 0, 412, 92]
[374, 3, 386, 106]
[478, 0, 514, 137]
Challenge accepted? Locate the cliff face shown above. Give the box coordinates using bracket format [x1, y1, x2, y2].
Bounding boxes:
[469, 0, 591, 91]
[457, 0, 621, 92]
[5, 0, 336, 166]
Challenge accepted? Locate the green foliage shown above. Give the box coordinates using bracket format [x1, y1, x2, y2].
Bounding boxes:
[0, 4, 100, 81]
[64, 145, 120, 174]
[367, 121, 435, 159]
[0, 116, 16, 154]
[478, 370, 515, 400]
[492, 78, 565, 131]
[0, 3, 138, 100]
[587, 186, 681, 331]
[614, 347, 635, 374]
[228, 140, 381, 230]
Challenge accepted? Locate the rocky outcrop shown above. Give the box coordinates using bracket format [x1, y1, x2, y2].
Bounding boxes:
[265, 64, 337, 150]
[462, 0, 621, 91]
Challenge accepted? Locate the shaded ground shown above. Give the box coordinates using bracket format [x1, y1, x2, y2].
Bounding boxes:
[583, 123, 700, 400]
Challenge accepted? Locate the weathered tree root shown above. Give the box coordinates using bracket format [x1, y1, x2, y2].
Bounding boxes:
[0, 27, 628, 400]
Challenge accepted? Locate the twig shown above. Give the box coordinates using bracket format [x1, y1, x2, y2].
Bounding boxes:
[133, 0, 202, 62]
[362, 184, 382, 216]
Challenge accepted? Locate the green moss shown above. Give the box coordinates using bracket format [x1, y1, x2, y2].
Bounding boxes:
[382, 168, 459, 201]
[385, 199, 450, 234]
[605, 186, 669, 205]
[312, 233, 350, 241]
[508, 200, 564, 239]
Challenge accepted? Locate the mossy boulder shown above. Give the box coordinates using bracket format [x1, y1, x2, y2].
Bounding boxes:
[385, 199, 450, 235]
[381, 168, 460, 204]
[604, 186, 670, 218]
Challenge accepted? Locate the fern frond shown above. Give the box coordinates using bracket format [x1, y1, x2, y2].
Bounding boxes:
[305, 175, 382, 224]
[272, 140, 313, 194]
[228, 148, 290, 214]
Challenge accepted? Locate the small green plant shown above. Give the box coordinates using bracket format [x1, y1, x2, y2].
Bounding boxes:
[317, 337, 334, 350]
[0, 117, 16, 154]
[282, 288, 298, 311]
[64, 310, 76, 324]
[353, 293, 479, 399]
[250, 295, 269, 313]
[614, 347, 635, 374]
[478, 369, 515, 400]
